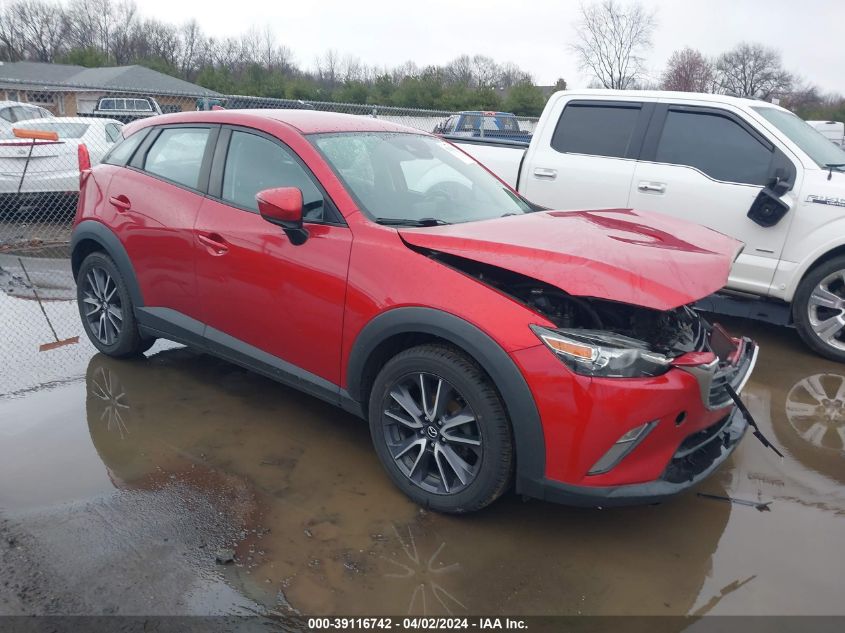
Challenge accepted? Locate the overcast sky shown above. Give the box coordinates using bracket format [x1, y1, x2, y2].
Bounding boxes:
[141, 0, 844, 93]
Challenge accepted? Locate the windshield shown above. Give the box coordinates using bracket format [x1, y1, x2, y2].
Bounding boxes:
[310, 132, 531, 224]
[753, 106, 845, 169]
[13, 121, 90, 138]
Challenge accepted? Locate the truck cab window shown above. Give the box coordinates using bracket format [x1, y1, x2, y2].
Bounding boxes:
[655, 110, 772, 186]
[551, 103, 641, 159]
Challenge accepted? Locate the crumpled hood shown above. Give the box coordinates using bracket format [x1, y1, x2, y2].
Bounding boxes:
[399, 209, 743, 311]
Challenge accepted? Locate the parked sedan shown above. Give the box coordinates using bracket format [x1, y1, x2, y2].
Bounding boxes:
[71, 109, 757, 513]
[0, 100, 53, 138]
[0, 117, 123, 214]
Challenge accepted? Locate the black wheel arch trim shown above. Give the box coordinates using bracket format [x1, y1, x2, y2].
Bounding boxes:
[346, 306, 546, 491]
[71, 220, 144, 308]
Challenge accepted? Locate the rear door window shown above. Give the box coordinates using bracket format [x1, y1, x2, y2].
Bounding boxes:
[221, 130, 326, 221]
[551, 102, 642, 158]
[655, 109, 773, 185]
[143, 127, 211, 189]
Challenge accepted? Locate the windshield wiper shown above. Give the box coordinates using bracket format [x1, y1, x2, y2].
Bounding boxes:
[825, 163, 845, 180]
[374, 217, 451, 226]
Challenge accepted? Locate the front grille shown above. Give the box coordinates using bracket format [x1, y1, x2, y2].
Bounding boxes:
[683, 316, 758, 410]
[708, 364, 741, 408]
[706, 342, 755, 408]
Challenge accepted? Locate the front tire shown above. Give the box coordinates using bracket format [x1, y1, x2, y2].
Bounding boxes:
[794, 256, 845, 363]
[368, 344, 513, 513]
[77, 252, 154, 357]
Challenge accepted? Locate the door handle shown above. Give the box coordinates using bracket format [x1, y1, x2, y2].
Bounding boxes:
[198, 233, 229, 256]
[533, 167, 558, 180]
[637, 181, 666, 194]
[109, 194, 131, 211]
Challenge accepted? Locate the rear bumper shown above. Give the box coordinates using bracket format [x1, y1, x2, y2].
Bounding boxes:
[522, 406, 748, 507]
[0, 170, 79, 194]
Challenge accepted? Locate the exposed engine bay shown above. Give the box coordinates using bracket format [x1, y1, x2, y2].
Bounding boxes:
[428, 252, 706, 357]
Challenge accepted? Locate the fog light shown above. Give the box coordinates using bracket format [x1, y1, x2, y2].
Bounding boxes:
[587, 421, 657, 475]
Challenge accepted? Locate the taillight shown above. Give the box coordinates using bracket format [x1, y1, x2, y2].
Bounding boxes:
[78, 143, 91, 172]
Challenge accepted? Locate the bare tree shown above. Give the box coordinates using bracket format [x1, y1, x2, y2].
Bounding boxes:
[660, 47, 714, 92]
[780, 81, 824, 115]
[715, 43, 793, 100]
[0, 0, 68, 62]
[65, 0, 118, 58]
[341, 54, 363, 82]
[471, 54, 499, 87]
[0, 2, 29, 61]
[315, 49, 341, 86]
[499, 62, 532, 89]
[13, 0, 68, 62]
[390, 60, 419, 83]
[443, 54, 474, 86]
[179, 19, 205, 78]
[570, 0, 656, 89]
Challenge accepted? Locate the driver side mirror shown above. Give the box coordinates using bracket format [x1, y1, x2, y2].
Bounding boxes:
[256, 187, 309, 245]
[747, 186, 790, 228]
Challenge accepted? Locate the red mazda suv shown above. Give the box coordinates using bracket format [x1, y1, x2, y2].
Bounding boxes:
[71, 110, 757, 513]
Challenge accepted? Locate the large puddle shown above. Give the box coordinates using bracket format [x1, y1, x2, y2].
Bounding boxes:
[1, 252, 844, 616]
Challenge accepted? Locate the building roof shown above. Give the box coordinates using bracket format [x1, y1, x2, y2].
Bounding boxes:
[0, 61, 220, 97]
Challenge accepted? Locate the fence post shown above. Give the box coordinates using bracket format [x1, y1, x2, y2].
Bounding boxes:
[371, 106, 378, 119]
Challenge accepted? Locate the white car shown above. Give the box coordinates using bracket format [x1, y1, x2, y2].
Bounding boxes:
[451, 90, 845, 362]
[807, 120, 845, 148]
[0, 117, 123, 213]
[0, 100, 53, 138]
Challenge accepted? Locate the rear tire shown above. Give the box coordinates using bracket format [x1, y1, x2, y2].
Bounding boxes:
[368, 344, 513, 513]
[793, 256, 845, 363]
[77, 252, 155, 357]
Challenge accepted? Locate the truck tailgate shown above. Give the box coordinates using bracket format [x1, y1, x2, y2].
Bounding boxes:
[448, 138, 527, 188]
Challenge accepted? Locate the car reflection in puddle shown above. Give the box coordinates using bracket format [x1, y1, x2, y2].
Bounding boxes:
[785, 373, 845, 452]
[82, 348, 736, 616]
[734, 318, 845, 489]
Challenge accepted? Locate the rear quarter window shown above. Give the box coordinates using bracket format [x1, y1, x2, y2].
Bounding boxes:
[143, 127, 211, 189]
[102, 128, 149, 166]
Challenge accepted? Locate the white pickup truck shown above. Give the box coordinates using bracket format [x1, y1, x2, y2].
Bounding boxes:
[450, 90, 845, 362]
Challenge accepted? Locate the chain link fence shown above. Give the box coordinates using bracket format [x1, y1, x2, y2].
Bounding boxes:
[0, 81, 537, 394]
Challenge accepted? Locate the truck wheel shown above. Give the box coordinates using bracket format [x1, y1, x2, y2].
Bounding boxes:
[77, 252, 155, 358]
[368, 344, 513, 513]
[793, 256, 845, 363]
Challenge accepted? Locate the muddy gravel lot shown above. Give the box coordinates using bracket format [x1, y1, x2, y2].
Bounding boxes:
[1, 248, 844, 621]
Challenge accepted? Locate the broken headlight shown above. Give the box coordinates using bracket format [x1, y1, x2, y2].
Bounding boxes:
[531, 325, 672, 378]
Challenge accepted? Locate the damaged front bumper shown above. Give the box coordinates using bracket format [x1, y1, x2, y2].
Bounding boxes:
[679, 335, 759, 410]
[512, 326, 759, 508]
[526, 406, 748, 507]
